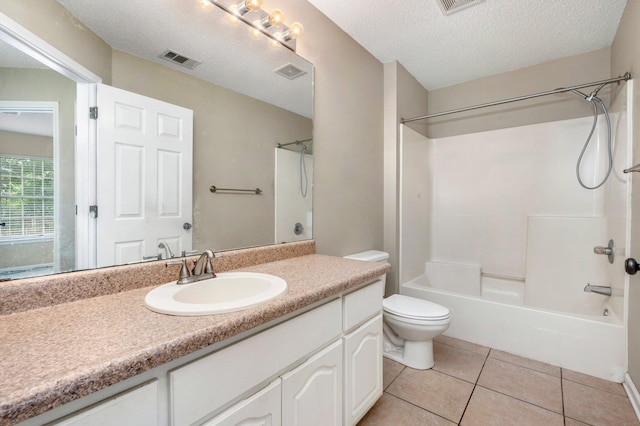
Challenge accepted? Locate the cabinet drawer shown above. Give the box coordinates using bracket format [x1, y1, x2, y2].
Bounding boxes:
[52, 381, 158, 426]
[343, 279, 384, 332]
[170, 299, 342, 426]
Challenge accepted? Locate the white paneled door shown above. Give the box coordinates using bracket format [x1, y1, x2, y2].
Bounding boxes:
[96, 84, 193, 267]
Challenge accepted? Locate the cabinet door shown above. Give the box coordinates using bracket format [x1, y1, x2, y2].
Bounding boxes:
[281, 340, 342, 426]
[343, 314, 383, 426]
[203, 379, 281, 426]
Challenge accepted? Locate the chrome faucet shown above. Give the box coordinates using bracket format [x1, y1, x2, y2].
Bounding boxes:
[192, 250, 215, 277]
[158, 241, 174, 259]
[166, 250, 216, 285]
[584, 284, 612, 297]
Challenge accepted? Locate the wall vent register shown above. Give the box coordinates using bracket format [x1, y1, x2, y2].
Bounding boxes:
[435, 0, 484, 15]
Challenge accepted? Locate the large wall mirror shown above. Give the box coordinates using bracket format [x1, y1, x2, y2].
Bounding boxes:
[0, 0, 313, 281]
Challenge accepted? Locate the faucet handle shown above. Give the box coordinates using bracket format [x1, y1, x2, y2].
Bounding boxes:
[166, 259, 191, 282]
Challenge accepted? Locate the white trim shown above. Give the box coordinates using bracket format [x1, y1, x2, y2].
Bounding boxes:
[0, 11, 101, 271]
[0, 12, 100, 84]
[624, 373, 640, 422]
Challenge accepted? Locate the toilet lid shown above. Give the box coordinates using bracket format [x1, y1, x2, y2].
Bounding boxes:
[383, 294, 451, 320]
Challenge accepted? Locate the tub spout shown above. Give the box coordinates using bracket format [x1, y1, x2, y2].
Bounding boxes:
[584, 284, 612, 296]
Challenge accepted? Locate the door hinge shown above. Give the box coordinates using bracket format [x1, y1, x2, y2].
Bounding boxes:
[89, 106, 98, 120]
[89, 205, 98, 218]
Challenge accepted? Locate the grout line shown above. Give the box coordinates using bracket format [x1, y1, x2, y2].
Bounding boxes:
[475, 384, 564, 417]
[383, 364, 405, 391]
[435, 338, 491, 358]
[457, 345, 493, 423]
[561, 368, 566, 425]
[561, 373, 628, 397]
[382, 390, 458, 425]
[488, 356, 560, 379]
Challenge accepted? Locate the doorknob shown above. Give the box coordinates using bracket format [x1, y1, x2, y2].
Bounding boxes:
[183, 222, 192, 231]
[625, 258, 640, 275]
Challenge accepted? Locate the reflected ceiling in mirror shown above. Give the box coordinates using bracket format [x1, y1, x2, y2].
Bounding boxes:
[58, 0, 312, 118]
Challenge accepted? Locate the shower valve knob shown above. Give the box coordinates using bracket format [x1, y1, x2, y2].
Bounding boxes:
[625, 258, 640, 275]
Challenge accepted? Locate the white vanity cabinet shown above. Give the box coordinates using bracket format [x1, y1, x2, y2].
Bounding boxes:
[170, 299, 342, 426]
[28, 278, 385, 426]
[281, 340, 343, 426]
[203, 379, 282, 426]
[50, 381, 158, 426]
[342, 280, 385, 426]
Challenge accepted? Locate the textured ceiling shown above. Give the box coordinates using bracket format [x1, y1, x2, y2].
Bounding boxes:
[308, 0, 627, 90]
[56, 0, 313, 118]
[0, 38, 47, 69]
[0, 112, 53, 138]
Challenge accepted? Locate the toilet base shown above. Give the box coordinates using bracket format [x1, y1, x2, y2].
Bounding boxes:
[383, 338, 435, 370]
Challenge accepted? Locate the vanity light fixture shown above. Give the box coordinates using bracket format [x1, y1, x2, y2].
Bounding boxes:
[278, 22, 304, 42]
[225, 5, 241, 26]
[197, 0, 303, 52]
[198, 0, 214, 11]
[261, 9, 285, 28]
[236, 0, 263, 16]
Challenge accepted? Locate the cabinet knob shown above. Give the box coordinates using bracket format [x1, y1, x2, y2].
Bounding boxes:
[625, 258, 640, 275]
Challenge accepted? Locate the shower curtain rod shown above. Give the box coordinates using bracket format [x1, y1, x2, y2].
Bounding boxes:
[277, 138, 313, 148]
[401, 72, 631, 124]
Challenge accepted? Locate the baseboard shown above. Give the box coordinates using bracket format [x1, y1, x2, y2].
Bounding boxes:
[624, 372, 640, 422]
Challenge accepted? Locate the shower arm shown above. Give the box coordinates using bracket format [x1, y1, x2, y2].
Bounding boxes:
[277, 138, 313, 148]
[401, 72, 631, 124]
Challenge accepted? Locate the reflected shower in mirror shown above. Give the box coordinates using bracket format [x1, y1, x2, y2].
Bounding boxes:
[0, 0, 313, 280]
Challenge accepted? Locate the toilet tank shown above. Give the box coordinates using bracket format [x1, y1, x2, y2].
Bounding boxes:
[343, 250, 389, 263]
[343, 250, 390, 285]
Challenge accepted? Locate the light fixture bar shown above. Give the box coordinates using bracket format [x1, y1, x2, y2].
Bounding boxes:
[202, 0, 298, 52]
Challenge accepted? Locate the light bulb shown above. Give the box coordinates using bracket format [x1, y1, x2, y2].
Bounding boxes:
[288, 22, 304, 39]
[246, 0, 262, 11]
[198, 0, 214, 12]
[236, 0, 262, 15]
[269, 38, 281, 48]
[268, 9, 285, 27]
[281, 22, 304, 42]
[225, 5, 240, 26]
[249, 25, 262, 40]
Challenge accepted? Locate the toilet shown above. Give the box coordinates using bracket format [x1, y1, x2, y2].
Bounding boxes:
[343, 250, 452, 370]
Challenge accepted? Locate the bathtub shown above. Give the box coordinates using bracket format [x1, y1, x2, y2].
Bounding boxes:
[401, 275, 627, 382]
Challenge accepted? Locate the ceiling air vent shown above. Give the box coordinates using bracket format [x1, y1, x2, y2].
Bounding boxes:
[275, 63, 307, 80]
[159, 50, 202, 70]
[435, 0, 483, 15]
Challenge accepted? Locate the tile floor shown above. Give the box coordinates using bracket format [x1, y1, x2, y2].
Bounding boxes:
[358, 335, 639, 426]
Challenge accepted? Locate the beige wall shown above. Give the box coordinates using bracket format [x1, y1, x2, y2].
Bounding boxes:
[275, 0, 384, 257]
[0, 68, 76, 272]
[383, 61, 428, 295]
[0, 0, 112, 83]
[0, 241, 53, 270]
[110, 50, 312, 251]
[0, 131, 53, 157]
[611, 0, 640, 387]
[427, 48, 612, 139]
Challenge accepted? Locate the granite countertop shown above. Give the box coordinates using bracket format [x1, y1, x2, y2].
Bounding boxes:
[0, 253, 390, 425]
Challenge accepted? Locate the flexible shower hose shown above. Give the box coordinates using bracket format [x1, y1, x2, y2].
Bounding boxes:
[575, 96, 612, 190]
[299, 143, 309, 197]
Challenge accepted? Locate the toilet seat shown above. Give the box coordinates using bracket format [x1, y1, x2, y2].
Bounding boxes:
[383, 294, 451, 321]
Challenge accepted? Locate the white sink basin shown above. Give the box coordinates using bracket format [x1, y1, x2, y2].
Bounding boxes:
[145, 272, 287, 316]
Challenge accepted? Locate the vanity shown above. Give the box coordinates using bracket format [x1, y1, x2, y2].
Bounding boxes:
[0, 242, 390, 426]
